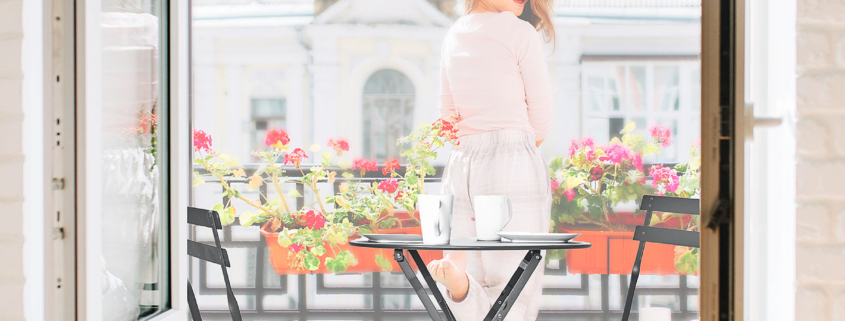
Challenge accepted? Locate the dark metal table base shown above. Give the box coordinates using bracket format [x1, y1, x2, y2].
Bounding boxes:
[393, 249, 542, 321]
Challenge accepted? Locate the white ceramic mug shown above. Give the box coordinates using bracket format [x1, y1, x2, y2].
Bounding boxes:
[473, 195, 513, 241]
[418, 194, 454, 245]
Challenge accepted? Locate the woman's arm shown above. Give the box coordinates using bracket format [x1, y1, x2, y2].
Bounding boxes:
[513, 20, 554, 143]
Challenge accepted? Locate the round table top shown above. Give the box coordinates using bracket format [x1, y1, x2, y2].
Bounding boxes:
[348, 237, 592, 251]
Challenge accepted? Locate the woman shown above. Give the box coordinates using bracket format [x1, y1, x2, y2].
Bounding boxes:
[425, 0, 556, 320]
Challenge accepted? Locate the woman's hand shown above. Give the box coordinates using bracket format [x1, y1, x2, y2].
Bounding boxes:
[535, 139, 544, 147]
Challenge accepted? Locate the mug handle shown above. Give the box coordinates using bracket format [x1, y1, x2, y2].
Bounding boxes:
[501, 198, 513, 230]
[429, 200, 442, 237]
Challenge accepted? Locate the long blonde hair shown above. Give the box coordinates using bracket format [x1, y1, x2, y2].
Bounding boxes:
[464, 0, 556, 46]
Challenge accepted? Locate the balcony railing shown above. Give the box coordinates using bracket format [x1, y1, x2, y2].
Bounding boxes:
[190, 163, 698, 320]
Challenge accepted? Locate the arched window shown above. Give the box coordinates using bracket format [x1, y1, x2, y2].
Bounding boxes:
[362, 69, 415, 161]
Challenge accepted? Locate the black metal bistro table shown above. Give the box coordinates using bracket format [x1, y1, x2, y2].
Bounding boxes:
[349, 237, 592, 321]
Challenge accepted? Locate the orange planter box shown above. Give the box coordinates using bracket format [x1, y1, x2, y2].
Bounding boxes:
[563, 229, 682, 275]
[260, 211, 443, 275]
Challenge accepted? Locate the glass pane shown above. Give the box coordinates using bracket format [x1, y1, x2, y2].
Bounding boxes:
[628, 66, 647, 111]
[100, 0, 169, 319]
[654, 66, 681, 111]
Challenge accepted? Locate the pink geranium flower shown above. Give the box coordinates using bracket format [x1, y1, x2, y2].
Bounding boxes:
[632, 154, 644, 171]
[382, 158, 400, 175]
[550, 180, 560, 193]
[649, 165, 680, 193]
[602, 143, 631, 165]
[304, 209, 326, 230]
[649, 125, 673, 148]
[283, 148, 309, 168]
[328, 139, 349, 155]
[193, 129, 213, 153]
[290, 244, 304, 253]
[264, 128, 290, 148]
[569, 136, 596, 158]
[564, 189, 576, 202]
[378, 178, 399, 194]
[395, 191, 405, 200]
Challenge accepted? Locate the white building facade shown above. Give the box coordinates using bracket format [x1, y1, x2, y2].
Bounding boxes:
[192, 0, 702, 164]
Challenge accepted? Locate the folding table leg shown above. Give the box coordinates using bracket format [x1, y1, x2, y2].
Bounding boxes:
[483, 250, 542, 321]
[622, 240, 647, 321]
[394, 249, 453, 321]
[407, 250, 457, 320]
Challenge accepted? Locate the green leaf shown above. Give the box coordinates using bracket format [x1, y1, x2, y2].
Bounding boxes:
[303, 254, 320, 271]
[239, 211, 258, 227]
[375, 254, 394, 272]
[311, 245, 326, 256]
[288, 189, 303, 198]
[220, 206, 236, 226]
[379, 218, 399, 229]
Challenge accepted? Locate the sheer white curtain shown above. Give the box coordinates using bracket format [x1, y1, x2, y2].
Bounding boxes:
[99, 11, 160, 320]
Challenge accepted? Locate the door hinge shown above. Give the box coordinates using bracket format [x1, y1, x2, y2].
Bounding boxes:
[52, 178, 65, 190]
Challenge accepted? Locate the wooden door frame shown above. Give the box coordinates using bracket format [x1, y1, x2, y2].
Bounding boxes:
[701, 0, 745, 320]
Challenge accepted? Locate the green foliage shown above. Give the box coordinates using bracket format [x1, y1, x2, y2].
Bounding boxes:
[325, 250, 357, 274]
[374, 254, 394, 272]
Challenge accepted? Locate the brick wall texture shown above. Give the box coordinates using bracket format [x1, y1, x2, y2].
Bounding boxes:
[796, 0, 845, 320]
[0, 0, 24, 319]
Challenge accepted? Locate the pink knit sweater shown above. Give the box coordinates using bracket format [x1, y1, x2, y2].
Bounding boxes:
[438, 11, 554, 141]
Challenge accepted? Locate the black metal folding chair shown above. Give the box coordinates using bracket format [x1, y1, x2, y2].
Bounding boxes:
[621, 195, 700, 321]
[187, 207, 242, 321]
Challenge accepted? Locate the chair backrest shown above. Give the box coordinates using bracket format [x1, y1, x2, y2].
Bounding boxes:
[634, 195, 701, 248]
[187, 207, 242, 321]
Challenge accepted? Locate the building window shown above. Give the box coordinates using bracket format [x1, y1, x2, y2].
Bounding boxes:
[581, 61, 700, 162]
[362, 69, 415, 161]
[251, 98, 287, 156]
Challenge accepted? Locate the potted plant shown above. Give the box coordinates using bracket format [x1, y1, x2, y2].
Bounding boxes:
[548, 123, 701, 275]
[192, 115, 459, 275]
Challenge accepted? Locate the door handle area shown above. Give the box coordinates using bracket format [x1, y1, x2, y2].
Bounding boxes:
[754, 116, 782, 128]
[745, 102, 784, 139]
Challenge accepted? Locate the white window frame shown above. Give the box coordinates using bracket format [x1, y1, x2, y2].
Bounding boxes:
[46, 0, 191, 319]
[580, 60, 701, 162]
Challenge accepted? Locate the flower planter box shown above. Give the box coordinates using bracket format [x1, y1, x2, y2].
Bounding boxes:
[260, 211, 443, 275]
[560, 217, 693, 276]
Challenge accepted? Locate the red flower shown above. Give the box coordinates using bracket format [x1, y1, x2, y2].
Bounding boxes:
[140, 114, 157, 134]
[382, 158, 400, 175]
[589, 166, 605, 181]
[290, 244, 304, 253]
[649, 125, 673, 148]
[550, 180, 560, 193]
[378, 178, 399, 194]
[193, 129, 213, 153]
[434, 115, 460, 143]
[328, 139, 349, 155]
[264, 128, 290, 148]
[283, 148, 309, 168]
[351, 159, 378, 173]
[304, 210, 326, 230]
[395, 191, 405, 200]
